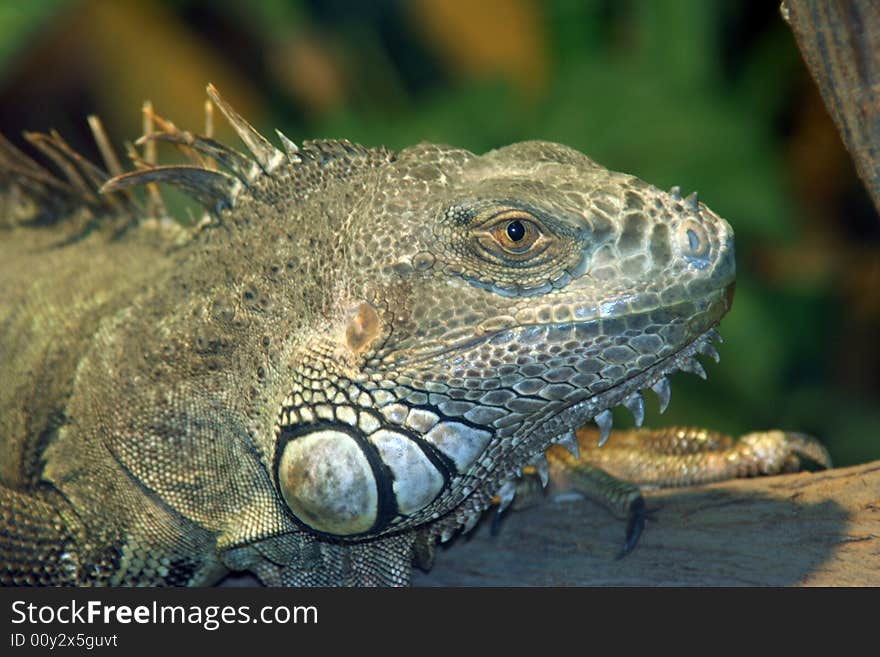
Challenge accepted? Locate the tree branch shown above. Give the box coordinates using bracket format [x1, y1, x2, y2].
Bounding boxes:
[413, 460, 880, 586]
[783, 0, 880, 214]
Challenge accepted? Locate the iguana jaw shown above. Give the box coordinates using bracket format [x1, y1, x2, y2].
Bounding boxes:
[428, 324, 728, 543]
[527, 323, 726, 461]
[414, 282, 733, 543]
[270, 280, 732, 543]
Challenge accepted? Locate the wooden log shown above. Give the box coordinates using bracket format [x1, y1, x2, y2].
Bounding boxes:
[413, 460, 880, 586]
[783, 0, 880, 213]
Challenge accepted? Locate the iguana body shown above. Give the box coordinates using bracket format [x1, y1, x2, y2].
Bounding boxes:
[0, 87, 828, 586]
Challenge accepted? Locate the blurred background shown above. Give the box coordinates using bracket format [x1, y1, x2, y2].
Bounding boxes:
[0, 0, 877, 466]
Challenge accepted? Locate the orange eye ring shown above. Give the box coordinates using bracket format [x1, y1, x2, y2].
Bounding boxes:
[486, 211, 542, 254]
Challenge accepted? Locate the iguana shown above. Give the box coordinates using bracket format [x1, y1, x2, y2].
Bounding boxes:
[0, 85, 830, 586]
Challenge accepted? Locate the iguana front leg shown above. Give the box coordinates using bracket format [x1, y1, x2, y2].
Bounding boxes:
[508, 427, 832, 555]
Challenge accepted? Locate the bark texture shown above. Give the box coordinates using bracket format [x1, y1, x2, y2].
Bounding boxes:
[783, 0, 880, 213]
[414, 460, 880, 586]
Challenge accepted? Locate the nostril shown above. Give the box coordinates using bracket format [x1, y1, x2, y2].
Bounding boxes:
[678, 219, 710, 266]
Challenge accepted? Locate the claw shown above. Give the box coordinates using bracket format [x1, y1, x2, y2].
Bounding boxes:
[489, 511, 505, 537]
[670, 185, 682, 200]
[785, 432, 833, 469]
[741, 431, 833, 472]
[616, 496, 646, 560]
[685, 191, 700, 211]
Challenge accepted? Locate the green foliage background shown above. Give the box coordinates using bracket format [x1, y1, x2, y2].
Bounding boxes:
[1, 0, 878, 465]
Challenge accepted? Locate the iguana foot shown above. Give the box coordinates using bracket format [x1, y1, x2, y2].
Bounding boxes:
[555, 426, 831, 486]
[492, 453, 648, 556]
[502, 426, 831, 555]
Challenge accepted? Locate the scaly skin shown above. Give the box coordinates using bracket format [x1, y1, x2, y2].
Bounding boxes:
[533, 427, 832, 555]
[0, 86, 825, 586]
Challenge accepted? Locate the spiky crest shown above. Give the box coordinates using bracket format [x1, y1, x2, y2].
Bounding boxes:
[98, 85, 395, 222]
[0, 118, 137, 228]
[2, 84, 395, 230]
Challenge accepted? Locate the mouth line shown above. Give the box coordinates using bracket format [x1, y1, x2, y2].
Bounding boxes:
[520, 322, 723, 459]
[391, 288, 730, 372]
[431, 322, 725, 543]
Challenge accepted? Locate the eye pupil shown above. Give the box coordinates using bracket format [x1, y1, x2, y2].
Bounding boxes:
[506, 220, 526, 242]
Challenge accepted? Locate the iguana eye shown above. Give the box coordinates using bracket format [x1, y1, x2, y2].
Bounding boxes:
[486, 211, 542, 255]
[506, 220, 526, 241]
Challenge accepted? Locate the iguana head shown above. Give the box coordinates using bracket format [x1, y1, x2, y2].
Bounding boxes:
[271, 139, 734, 545]
[105, 87, 734, 584]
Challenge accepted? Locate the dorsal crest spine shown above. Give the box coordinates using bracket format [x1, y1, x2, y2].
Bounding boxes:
[2, 84, 396, 230]
[99, 85, 395, 221]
